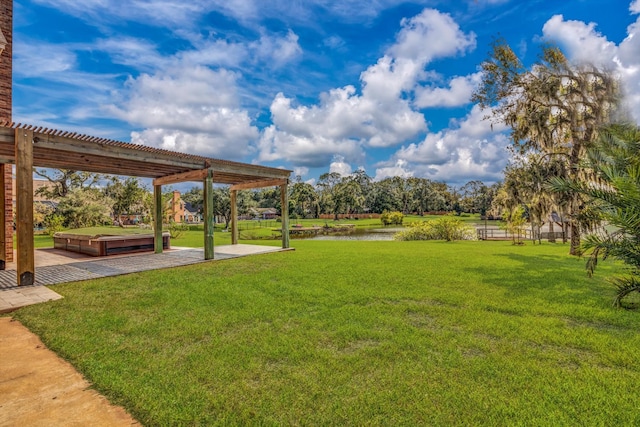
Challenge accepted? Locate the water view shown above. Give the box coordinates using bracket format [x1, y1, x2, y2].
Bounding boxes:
[307, 227, 403, 241]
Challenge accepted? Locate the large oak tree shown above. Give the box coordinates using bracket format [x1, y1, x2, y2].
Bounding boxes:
[473, 40, 620, 254]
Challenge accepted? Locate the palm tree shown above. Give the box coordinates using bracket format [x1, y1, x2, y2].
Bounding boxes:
[551, 124, 640, 307]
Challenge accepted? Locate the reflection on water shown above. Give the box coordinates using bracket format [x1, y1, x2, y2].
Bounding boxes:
[307, 227, 403, 241]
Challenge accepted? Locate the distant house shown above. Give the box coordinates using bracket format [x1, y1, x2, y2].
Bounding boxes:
[167, 190, 202, 223]
[250, 207, 278, 220]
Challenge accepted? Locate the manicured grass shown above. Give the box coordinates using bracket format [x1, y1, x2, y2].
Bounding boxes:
[13, 241, 639, 425]
[34, 234, 54, 248]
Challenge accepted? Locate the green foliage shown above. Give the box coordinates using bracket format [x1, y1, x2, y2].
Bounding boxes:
[14, 242, 635, 425]
[550, 123, 640, 307]
[289, 179, 318, 218]
[181, 187, 204, 214]
[395, 215, 476, 241]
[33, 169, 102, 199]
[55, 188, 113, 229]
[502, 205, 528, 245]
[168, 220, 188, 239]
[103, 176, 148, 224]
[44, 214, 65, 237]
[380, 211, 404, 226]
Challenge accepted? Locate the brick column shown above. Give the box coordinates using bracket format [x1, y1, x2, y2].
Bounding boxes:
[0, 0, 12, 263]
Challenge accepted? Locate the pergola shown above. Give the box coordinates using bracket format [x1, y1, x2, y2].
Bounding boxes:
[0, 122, 292, 286]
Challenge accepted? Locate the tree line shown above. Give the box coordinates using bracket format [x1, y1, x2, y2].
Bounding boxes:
[33, 167, 500, 233]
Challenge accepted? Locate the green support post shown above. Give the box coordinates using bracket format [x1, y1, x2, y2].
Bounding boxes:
[204, 170, 215, 260]
[154, 185, 163, 253]
[230, 190, 238, 245]
[280, 182, 290, 249]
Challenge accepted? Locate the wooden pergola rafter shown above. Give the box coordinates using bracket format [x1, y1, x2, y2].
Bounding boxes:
[0, 122, 292, 286]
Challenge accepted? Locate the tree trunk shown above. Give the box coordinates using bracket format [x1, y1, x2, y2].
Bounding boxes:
[570, 222, 580, 256]
[548, 219, 556, 243]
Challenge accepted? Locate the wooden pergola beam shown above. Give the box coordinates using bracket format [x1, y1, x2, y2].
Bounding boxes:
[214, 164, 289, 181]
[29, 133, 205, 170]
[230, 178, 288, 191]
[153, 169, 208, 186]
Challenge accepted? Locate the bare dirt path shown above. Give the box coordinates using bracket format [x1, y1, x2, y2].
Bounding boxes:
[0, 317, 140, 426]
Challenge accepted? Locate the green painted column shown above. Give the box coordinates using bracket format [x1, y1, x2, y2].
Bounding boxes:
[280, 183, 290, 249]
[230, 190, 238, 245]
[204, 170, 214, 260]
[154, 184, 163, 253]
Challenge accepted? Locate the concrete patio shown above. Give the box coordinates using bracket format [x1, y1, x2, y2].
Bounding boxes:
[0, 244, 291, 313]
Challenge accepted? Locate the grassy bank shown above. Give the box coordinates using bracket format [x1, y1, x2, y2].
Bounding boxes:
[13, 240, 639, 425]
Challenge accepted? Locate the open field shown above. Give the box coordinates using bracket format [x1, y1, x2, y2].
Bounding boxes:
[11, 240, 640, 425]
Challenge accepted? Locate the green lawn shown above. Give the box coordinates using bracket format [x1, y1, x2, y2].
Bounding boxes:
[29, 214, 485, 248]
[12, 240, 639, 425]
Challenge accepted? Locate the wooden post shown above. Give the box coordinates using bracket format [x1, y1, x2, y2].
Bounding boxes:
[230, 189, 238, 245]
[154, 184, 163, 253]
[16, 128, 34, 286]
[204, 169, 214, 260]
[280, 182, 290, 249]
[2, 164, 12, 265]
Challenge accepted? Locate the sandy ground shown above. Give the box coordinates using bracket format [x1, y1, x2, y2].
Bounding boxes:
[0, 317, 140, 426]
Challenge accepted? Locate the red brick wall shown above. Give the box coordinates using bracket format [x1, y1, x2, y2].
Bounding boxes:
[0, 0, 11, 121]
[1, 0, 13, 262]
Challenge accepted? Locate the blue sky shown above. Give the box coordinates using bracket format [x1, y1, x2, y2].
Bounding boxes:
[12, 0, 640, 187]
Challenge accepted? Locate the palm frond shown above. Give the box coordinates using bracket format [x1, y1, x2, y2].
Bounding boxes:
[611, 276, 640, 308]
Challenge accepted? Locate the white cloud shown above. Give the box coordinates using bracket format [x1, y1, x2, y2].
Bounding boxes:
[109, 66, 258, 159]
[541, 10, 640, 122]
[32, 0, 214, 30]
[250, 30, 302, 67]
[130, 128, 254, 160]
[542, 15, 617, 65]
[389, 105, 509, 185]
[374, 159, 414, 181]
[258, 123, 364, 167]
[390, 9, 476, 64]
[258, 8, 476, 166]
[94, 37, 165, 71]
[14, 39, 76, 76]
[329, 155, 353, 176]
[414, 73, 482, 108]
[293, 167, 309, 178]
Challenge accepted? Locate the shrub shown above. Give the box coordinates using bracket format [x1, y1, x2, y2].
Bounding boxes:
[168, 220, 188, 239]
[381, 211, 404, 226]
[501, 205, 527, 246]
[44, 214, 65, 237]
[395, 215, 477, 241]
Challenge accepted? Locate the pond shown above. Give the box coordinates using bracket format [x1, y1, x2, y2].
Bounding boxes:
[306, 227, 404, 241]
